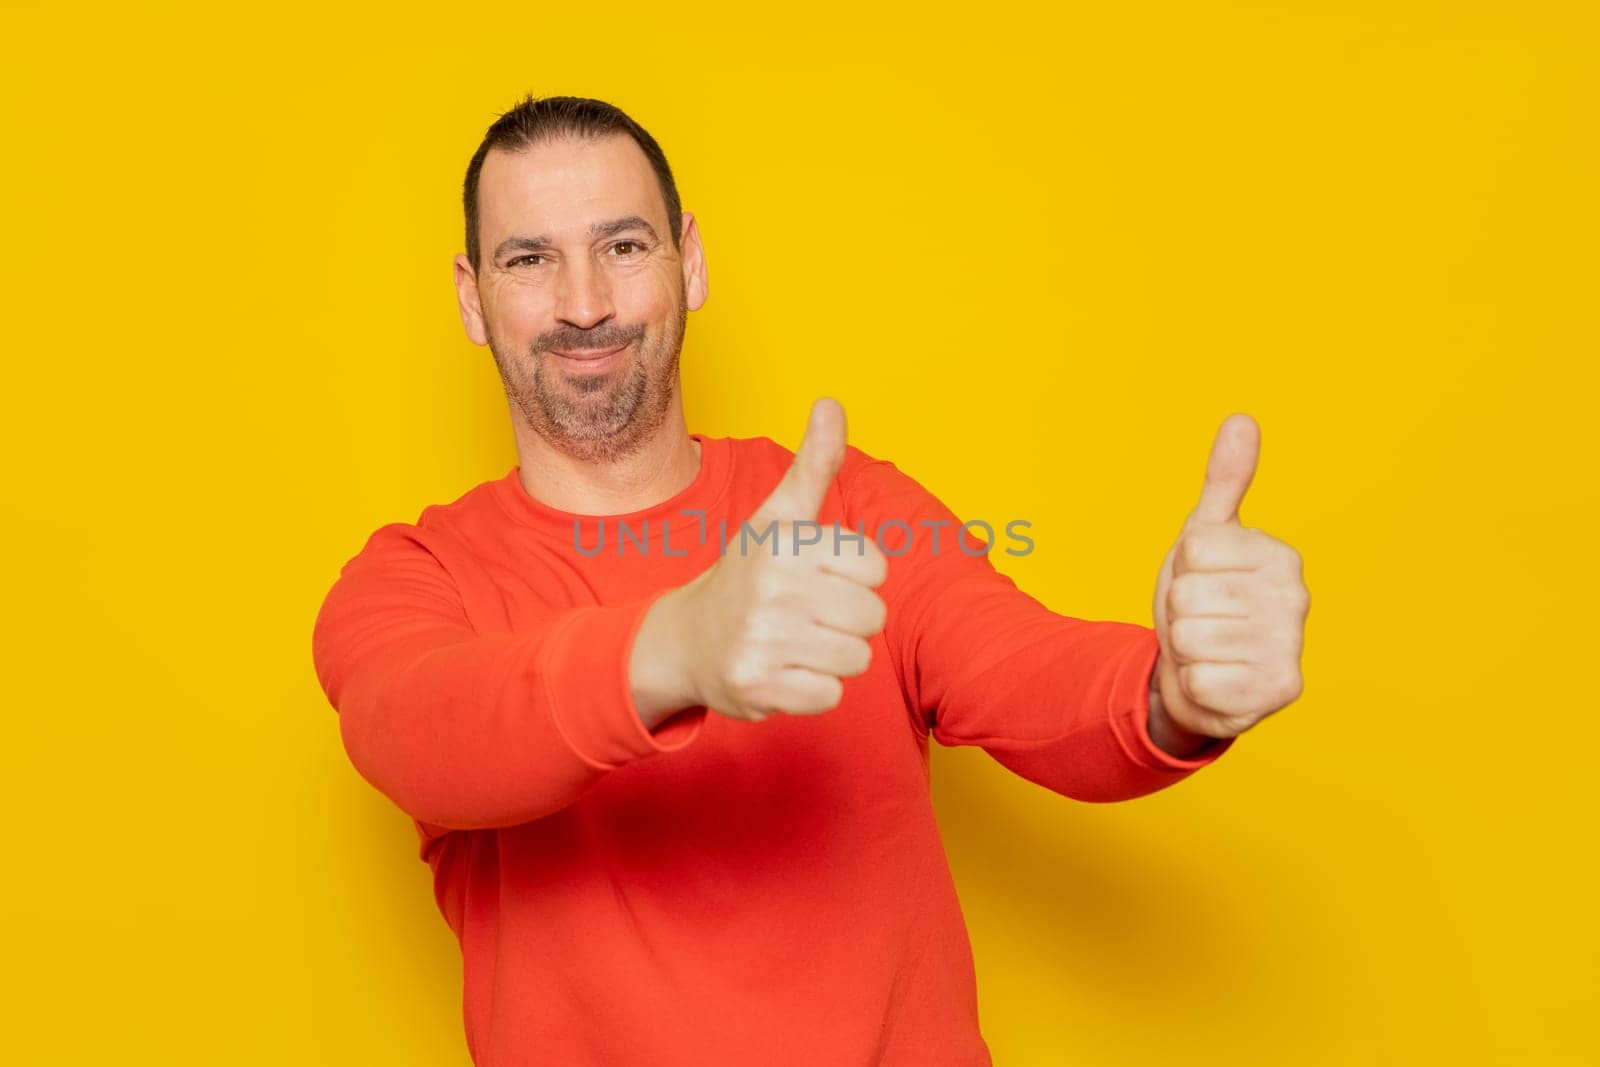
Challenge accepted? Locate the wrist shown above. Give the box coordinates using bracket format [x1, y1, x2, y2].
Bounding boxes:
[629, 586, 703, 731]
[1147, 666, 1218, 759]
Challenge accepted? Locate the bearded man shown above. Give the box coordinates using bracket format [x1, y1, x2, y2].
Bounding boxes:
[312, 94, 1310, 1066]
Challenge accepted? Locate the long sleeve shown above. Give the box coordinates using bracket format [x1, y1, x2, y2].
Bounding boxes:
[310, 522, 709, 830]
[840, 453, 1233, 803]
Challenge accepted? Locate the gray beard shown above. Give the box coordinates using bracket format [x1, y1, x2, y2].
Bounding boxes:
[523, 342, 677, 464]
[489, 302, 686, 465]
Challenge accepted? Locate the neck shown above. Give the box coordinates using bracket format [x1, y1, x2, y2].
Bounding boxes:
[508, 393, 702, 515]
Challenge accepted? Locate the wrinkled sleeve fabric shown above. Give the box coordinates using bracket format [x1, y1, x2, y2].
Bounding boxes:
[840, 453, 1234, 803]
[311, 522, 709, 830]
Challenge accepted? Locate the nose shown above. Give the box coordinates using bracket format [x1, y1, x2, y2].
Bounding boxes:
[553, 254, 615, 332]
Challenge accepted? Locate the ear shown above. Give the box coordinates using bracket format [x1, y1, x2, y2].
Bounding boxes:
[679, 211, 708, 312]
[453, 252, 488, 346]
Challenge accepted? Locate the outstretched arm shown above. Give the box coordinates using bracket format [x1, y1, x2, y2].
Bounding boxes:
[311, 523, 709, 831]
[840, 452, 1235, 803]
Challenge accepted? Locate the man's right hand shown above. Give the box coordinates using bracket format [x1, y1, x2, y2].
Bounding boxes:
[630, 398, 889, 727]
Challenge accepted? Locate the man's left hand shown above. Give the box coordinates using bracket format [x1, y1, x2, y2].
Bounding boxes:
[1150, 413, 1310, 745]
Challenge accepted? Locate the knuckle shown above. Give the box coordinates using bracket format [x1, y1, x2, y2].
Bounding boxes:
[1272, 581, 1306, 612]
[723, 663, 763, 707]
[1178, 663, 1210, 705]
[1168, 616, 1203, 659]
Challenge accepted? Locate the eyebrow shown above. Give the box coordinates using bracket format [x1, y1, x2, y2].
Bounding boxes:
[493, 215, 660, 260]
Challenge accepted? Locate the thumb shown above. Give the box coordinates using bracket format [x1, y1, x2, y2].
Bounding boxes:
[752, 397, 847, 523]
[1189, 412, 1260, 526]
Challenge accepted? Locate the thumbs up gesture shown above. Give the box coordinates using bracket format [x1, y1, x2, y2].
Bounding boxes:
[1151, 414, 1310, 742]
[641, 398, 889, 724]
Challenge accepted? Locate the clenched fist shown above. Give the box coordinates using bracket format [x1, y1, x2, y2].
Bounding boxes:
[631, 398, 889, 726]
[1152, 413, 1310, 743]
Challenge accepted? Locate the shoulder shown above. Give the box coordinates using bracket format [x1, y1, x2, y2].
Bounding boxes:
[835, 444, 949, 519]
[722, 432, 921, 495]
[414, 471, 509, 536]
[332, 471, 509, 582]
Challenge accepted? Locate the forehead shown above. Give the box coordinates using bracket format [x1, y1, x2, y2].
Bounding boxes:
[477, 133, 667, 242]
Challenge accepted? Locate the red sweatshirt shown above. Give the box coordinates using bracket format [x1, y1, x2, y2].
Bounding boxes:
[311, 433, 1234, 1066]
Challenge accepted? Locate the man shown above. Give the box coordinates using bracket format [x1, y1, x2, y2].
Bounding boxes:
[311, 94, 1310, 1066]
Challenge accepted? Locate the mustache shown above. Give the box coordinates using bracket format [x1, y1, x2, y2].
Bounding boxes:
[533, 322, 645, 354]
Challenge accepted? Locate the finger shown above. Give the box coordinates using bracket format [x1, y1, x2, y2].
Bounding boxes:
[1178, 661, 1285, 719]
[750, 398, 847, 524]
[1165, 615, 1261, 665]
[767, 667, 845, 716]
[1189, 413, 1260, 527]
[814, 530, 888, 587]
[782, 624, 873, 678]
[807, 574, 888, 637]
[1168, 572, 1252, 618]
[1172, 525, 1279, 576]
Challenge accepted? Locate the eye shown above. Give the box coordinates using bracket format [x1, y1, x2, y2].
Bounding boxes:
[507, 254, 546, 268]
[609, 240, 644, 257]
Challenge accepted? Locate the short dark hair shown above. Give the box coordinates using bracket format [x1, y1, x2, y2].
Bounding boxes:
[462, 94, 683, 273]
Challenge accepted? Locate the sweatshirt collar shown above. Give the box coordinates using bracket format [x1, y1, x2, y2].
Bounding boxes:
[489, 433, 733, 539]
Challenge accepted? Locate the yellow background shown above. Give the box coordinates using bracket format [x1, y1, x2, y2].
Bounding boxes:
[3, 1, 1595, 1063]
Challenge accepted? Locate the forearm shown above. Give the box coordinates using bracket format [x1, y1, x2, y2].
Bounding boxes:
[930, 615, 1233, 802]
[319, 593, 706, 830]
[334, 624, 612, 829]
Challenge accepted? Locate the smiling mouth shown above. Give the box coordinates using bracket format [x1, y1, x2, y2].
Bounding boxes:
[548, 341, 630, 373]
[551, 342, 627, 361]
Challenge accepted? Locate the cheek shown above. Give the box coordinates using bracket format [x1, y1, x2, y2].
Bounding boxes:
[619, 286, 674, 328]
[619, 265, 681, 322]
[489, 284, 554, 343]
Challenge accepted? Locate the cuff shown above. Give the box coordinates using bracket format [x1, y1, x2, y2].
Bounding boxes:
[1109, 628, 1236, 773]
[538, 588, 710, 770]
